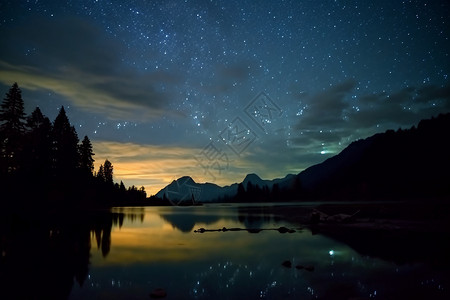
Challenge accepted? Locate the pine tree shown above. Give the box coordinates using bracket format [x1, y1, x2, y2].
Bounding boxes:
[24, 107, 52, 176]
[139, 186, 147, 199]
[119, 180, 126, 192]
[103, 159, 113, 185]
[79, 135, 95, 175]
[27, 107, 49, 131]
[97, 164, 105, 182]
[51, 106, 79, 174]
[0, 83, 27, 174]
[0, 83, 26, 135]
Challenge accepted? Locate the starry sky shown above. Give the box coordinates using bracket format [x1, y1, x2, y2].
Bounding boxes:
[1, 0, 449, 195]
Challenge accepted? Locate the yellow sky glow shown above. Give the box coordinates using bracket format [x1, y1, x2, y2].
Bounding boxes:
[92, 140, 298, 196]
[92, 140, 254, 195]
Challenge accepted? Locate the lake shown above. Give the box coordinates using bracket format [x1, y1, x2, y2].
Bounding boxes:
[1, 203, 449, 299]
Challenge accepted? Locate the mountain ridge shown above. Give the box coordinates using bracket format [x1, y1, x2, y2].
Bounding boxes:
[154, 112, 450, 202]
[155, 173, 296, 202]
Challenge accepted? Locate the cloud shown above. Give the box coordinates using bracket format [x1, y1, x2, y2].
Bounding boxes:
[235, 133, 332, 178]
[290, 128, 354, 145]
[93, 141, 199, 195]
[416, 84, 450, 108]
[349, 92, 416, 127]
[290, 81, 450, 159]
[217, 63, 252, 80]
[350, 83, 450, 128]
[92, 140, 267, 195]
[0, 17, 182, 121]
[290, 81, 357, 156]
[295, 80, 356, 130]
[200, 61, 258, 94]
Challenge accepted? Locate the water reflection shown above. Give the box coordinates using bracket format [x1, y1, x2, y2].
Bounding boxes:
[0, 210, 144, 299]
[312, 224, 450, 267]
[1, 205, 449, 299]
[159, 211, 220, 233]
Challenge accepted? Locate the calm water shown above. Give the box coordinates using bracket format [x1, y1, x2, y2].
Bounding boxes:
[1, 203, 449, 299]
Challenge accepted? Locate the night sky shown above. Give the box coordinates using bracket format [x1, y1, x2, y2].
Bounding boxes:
[1, 0, 449, 195]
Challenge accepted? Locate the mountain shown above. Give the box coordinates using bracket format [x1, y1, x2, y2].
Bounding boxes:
[297, 134, 376, 192]
[298, 112, 450, 200]
[154, 176, 237, 203]
[242, 173, 266, 188]
[154, 173, 296, 203]
[154, 113, 450, 203]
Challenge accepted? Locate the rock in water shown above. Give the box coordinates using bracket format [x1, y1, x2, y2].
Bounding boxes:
[281, 260, 292, 268]
[150, 288, 167, 298]
[278, 226, 289, 233]
[304, 265, 315, 272]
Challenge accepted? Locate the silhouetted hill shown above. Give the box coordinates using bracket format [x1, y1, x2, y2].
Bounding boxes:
[299, 112, 450, 200]
[242, 173, 265, 188]
[154, 176, 237, 203]
[154, 173, 297, 203]
[153, 113, 450, 203]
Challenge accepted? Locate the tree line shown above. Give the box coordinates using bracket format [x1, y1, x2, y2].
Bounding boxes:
[231, 177, 302, 203]
[0, 83, 146, 208]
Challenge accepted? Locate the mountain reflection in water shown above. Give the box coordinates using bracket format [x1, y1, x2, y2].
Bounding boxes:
[1, 204, 449, 300]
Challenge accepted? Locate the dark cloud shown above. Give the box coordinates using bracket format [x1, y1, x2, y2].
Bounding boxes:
[294, 80, 356, 130]
[241, 138, 310, 175]
[0, 16, 181, 120]
[350, 83, 450, 128]
[1, 17, 119, 73]
[291, 129, 353, 145]
[290, 81, 450, 152]
[217, 64, 252, 80]
[290, 81, 359, 153]
[349, 92, 416, 127]
[200, 61, 258, 94]
[308, 80, 356, 112]
[416, 84, 450, 106]
[386, 87, 416, 104]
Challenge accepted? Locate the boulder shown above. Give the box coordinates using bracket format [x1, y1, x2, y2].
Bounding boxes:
[281, 260, 292, 268]
[150, 288, 167, 298]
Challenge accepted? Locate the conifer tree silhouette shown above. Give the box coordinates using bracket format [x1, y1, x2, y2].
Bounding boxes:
[0, 83, 26, 174]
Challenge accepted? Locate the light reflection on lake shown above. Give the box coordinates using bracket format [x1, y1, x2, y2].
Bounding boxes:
[1, 203, 448, 299]
[77, 204, 449, 299]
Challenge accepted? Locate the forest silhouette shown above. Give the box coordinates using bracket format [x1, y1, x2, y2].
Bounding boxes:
[172, 112, 450, 203]
[0, 83, 146, 208]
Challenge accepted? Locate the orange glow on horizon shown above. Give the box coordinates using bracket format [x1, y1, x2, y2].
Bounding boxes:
[92, 140, 294, 196]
